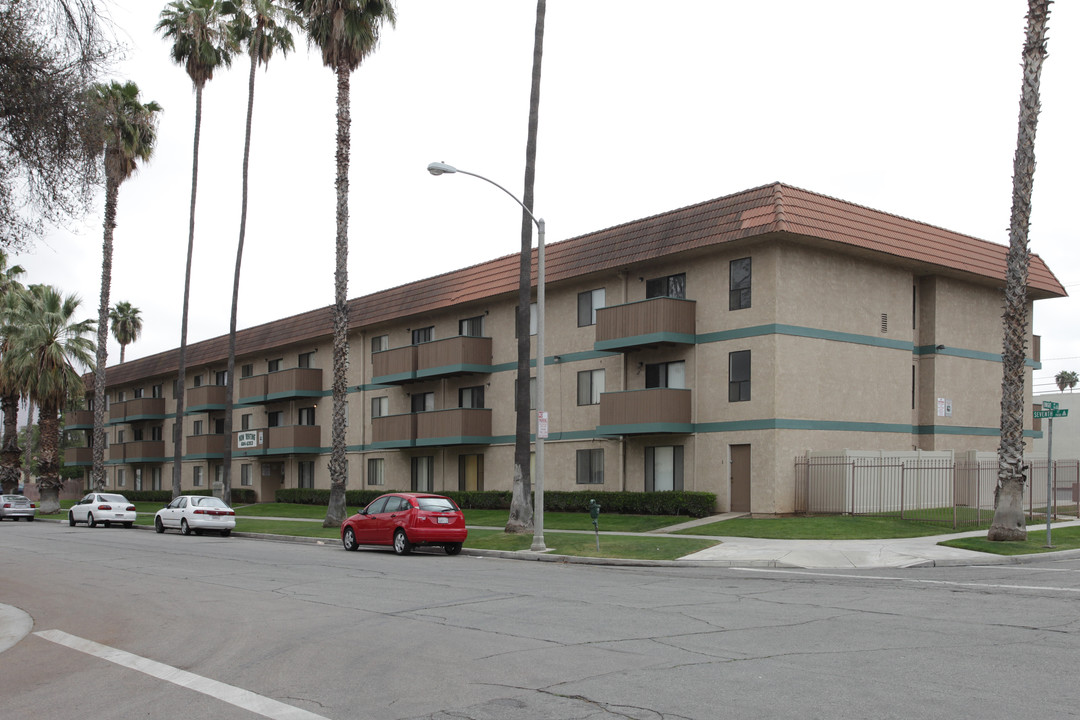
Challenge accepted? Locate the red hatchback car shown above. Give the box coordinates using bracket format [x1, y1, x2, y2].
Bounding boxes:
[341, 492, 467, 555]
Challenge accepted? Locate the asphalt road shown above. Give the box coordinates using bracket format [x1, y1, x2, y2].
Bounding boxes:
[3, 520, 1080, 720]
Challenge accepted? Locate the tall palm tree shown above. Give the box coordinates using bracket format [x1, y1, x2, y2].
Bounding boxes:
[219, 0, 298, 501]
[989, 0, 1052, 542]
[1054, 370, 1078, 393]
[157, 0, 234, 498]
[4, 285, 95, 513]
[0, 254, 26, 493]
[290, 0, 396, 528]
[109, 301, 144, 364]
[506, 0, 546, 534]
[89, 80, 160, 492]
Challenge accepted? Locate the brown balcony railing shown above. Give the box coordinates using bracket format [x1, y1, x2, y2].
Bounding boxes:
[268, 424, 322, 451]
[64, 447, 93, 465]
[186, 433, 225, 456]
[107, 440, 167, 462]
[595, 297, 696, 352]
[108, 397, 167, 423]
[239, 368, 323, 404]
[63, 410, 94, 429]
[372, 413, 417, 447]
[187, 385, 228, 409]
[237, 374, 267, 402]
[372, 345, 417, 384]
[597, 388, 692, 434]
[416, 408, 492, 446]
[416, 337, 493, 380]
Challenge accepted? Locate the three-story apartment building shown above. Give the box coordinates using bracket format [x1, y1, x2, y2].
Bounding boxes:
[64, 183, 1065, 514]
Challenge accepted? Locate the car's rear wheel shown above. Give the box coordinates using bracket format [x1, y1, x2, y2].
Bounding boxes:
[220, 529, 231, 537]
[393, 529, 412, 555]
[154, 517, 164, 534]
[342, 527, 358, 551]
[180, 519, 191, 536]
[103, 521, 111, 528]
[68, 512, 75, 527]
[445, 543, 462, 556]
[87, 512, 96, 528]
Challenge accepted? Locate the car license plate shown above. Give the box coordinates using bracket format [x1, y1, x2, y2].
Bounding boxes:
[437, 517, 449, 524]
[115, 513, 125, 518]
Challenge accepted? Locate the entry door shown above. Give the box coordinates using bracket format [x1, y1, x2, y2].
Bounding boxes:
[459, 454, 484, 491]
[729, 444, 751, 513]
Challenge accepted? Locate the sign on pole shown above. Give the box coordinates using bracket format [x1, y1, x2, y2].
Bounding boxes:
[1033, 409, 1069, 419]
[1043, 400, 1059, 410]
[537, 411, 549, 439]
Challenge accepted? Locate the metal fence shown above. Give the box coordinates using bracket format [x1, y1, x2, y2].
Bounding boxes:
[794, 456, 1080, 529]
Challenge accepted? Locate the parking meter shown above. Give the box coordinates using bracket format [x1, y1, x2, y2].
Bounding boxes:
[588, 499, 601, 550]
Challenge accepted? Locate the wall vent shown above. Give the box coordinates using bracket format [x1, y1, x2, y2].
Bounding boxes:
[880, 313, 888, 333]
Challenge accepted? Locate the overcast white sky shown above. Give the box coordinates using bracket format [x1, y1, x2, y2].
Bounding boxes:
[14, 0, 1079, 396]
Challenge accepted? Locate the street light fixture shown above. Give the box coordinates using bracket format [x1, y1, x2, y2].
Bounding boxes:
[427, 161, 547, 552]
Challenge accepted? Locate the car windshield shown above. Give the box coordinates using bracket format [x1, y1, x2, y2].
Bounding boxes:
[191, 497, 228, 508]
[98, 494, 128, 503]
[418, 497, 457, 512]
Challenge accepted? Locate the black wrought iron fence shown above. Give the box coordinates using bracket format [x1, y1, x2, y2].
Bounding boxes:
[794, 456, 1080, 529]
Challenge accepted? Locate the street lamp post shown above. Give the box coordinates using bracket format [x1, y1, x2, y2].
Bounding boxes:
[427, 161, 547, 552]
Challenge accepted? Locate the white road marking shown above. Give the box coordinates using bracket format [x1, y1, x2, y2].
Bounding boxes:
[34, 629, 329, 720]
[733, 567, 1080, 593]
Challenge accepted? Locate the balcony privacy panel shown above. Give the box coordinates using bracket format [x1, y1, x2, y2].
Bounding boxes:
[372, 414, 417, 444]
[372, 346, 417, 382]
[267, 368, 322, 396]
[64, 447, 93, 465]
[63, 410, 94, 428]
[186, 434, 225, 455]
[595, 297, 696, 350]
[187, 385, 228, 407]
[238, 374, 267, 400]
[599, 388, 692, 429]
[416, 408, 492, 444]
[416, 336, 493, 378]
[268, 424, 322, 450]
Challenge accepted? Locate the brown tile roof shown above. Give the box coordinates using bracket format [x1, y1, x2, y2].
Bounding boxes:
[104, 182, 1066, 387]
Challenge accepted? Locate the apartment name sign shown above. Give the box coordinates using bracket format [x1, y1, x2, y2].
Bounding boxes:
[237, 430, 262, 449]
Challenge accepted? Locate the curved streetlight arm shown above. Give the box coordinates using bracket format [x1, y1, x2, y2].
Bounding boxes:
[427, 162, 543, 232]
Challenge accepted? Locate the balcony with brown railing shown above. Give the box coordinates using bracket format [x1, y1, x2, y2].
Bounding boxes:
[371, 345, 417, 385]
[63, 410, 94, 430]
[596, 388, 693, 435]
[187, 384, 228, 412]
[416, 408, 492, 446]
[63, 446, 93, 466]
[372, 337, 495, 385]
[238, 368, 323, 404]
[371, 413, 418, 448]
[231, 425, 323, 456]
[106, 440, 167, 463]
[594, 297, 696, 352]
[186, 433, 225, 458]
[108, 397, 167, 424]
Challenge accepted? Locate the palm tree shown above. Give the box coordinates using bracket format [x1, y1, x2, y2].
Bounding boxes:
[109, 301, 144, 364]
[219, 0, 299, 502]
[506, 0, 546, 535]
[989, 0, 1052, 542]
[157, 0, 234, 498]
[4, 285, 95, 513]
[1054, 370, 1078, 393]
[290, 0, 395, 528]
[0, 254, 26, 493]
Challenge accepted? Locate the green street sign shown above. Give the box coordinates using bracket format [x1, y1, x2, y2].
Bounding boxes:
[1033, 409, 1068, 419]
[1042, 401, 1059, 410]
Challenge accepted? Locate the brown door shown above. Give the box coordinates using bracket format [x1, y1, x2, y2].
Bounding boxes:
[730, 444, 751, 513]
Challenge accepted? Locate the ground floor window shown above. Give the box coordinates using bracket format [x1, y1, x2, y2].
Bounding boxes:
[458, 454, 484, 491]
[151, 467, 162, 491]
[645, 445, 683, 491]
[367, 458, 385, 486]
[576, 449, 604, 484]
[298, 461, 314, 489]
[411, 456, 434, 492]
[240, 464, 252, 487]
[193, 466, 203, 487]
[117, 468, 126, 488]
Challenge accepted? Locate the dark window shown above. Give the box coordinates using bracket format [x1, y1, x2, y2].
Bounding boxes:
[577, 288, 606, 327]
[367, 458, 385, 486]
[132, 427, 144, 441]
[411, 392, 434, 413]
[241, 413, 252, 431]
[298, 461, 314, 489]
[152, 384, 163, 399]
[133, 388, 144, 399]
[298, 407, 316, 426]
[241, 364, 254, 378]
[192, 421, 202, 436]
[267, 411, 283, 428]
[193, 375, 202, 388]
[371, 335, 388, 354]
[215, 370, 227, 386]
[298, 351, 314, 369]
[214, 418, 225, 434]
[577, 369, 605, 405]
[645, 445, 684, 491]
[411, 457, 434, 492]
[645, 273, 686, 299]
[645, 361, 685, 389]
[459, 386, 485, 409]
[729, 257, 751, 310]
[576, 449, 604, 484]
[371, 397, 388, 418]
[268, 358, 282, 373]
[412, 327, 433, 345]
[151, 425, 163, 442]
[729, 351, 751, 402]
[459, 316, 483, 337]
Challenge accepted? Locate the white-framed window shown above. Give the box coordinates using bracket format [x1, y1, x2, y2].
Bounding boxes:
[242, 413, 252, 430]
[117, 468, 126, 488]
[151, 467, 162, 491]
[193, 420, 203, 436]
[193, 466, 203, 487]
[577, 369, 605, 406]
[577, 288, 606, 327]
[367, 458, 385, 486]
[240, 464, 252, 486]
[371, 396, 388, 418]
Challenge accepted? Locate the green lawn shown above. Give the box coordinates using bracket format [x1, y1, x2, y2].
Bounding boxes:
[462, 529, 718, 560]
[461, 509, 680, 532]
[941, 525, 1080, 555]
[676, 514, 989, 540]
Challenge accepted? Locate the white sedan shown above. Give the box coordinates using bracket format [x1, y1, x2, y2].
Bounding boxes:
[155, 495, 236, 537]
[68, 493, 137, 528]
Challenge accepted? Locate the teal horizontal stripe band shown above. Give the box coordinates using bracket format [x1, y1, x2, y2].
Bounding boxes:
[414, 436, 494, 447]
[596, 423, 694, 436]
[415, 364, 497, 379]
[595, 332, 696, 351]
[185, 405, 225, 414]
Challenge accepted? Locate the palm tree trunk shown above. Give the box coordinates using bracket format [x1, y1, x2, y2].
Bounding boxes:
[173, 84, 204, 499]
[22, 398, 34, 490]
[36, 401, 62, 513]
[989, 0, 1052, 542]
[0, 391, 21, 493]
[324, 58, 351, 528]
[92, 174, 118, 492]
[119, 343, 126, 364]
[507, 0, 545, 534]
[222, 46, 260, 505]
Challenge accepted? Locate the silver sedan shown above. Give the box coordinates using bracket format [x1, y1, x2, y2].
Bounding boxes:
[0, 495, 36, 521]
